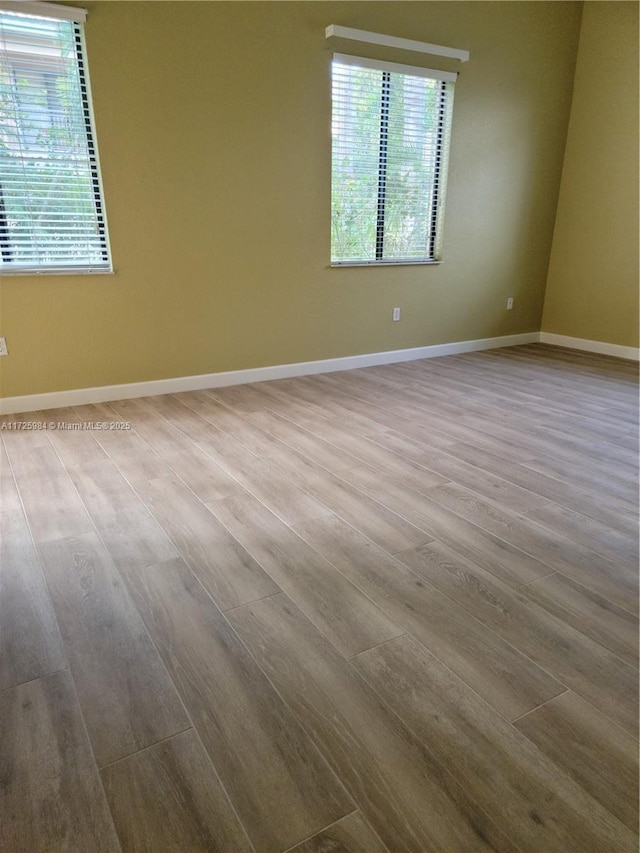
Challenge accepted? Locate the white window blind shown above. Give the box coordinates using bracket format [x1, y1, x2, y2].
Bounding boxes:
[0, 4, 111, 273]
[331, 54, 455, 265]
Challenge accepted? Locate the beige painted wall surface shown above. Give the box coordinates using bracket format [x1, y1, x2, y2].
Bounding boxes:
[541, 1, 639, 348]
[0, 1, 582, 398]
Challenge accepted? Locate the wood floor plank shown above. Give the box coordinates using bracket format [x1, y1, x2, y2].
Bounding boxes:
[134, 473, 280, 610]
[208, 494, 405, 656]
[0, 509, 66, 691]
[360, 428, 549, 513]
[6, 443, 94, 543]
[523, 458, 638, 509]
[320, 386, 477, 454]
[520, 572, 639, 667]
[397, 541, 639, 734]
[125, 557, 353, 853]
[209, 382, 272, 412]
[0, 437, 22, 510]
[526, 501, 639, 565]
[421, 480, 639, 612]
[38, 532, 189, 766]
[110, 396, 246, 502]
[141, 391, 232, 439]
[514, 691, 639, 832]
[74, 401, 129, 425]
[293, 514, 564, 719]
[0, 415, 51, 453]
[0, 670, 121, 852]
[286, 812, 389, 853]
[448, 440, 639, 525]
[342, 464, 552, 585]
[175, 391, 362, 479]
[169, 388, 257, 431]
[252, 447, 432, 554]
[94, 423, 169, 482]
[112, 394, 330, 525]
[286, 378, 458, 450]
[101, 729, 253, 852]
[241, 408, 365, 474]
[228, 593, 522, 853]
[353, 634, 636, 853]
[39, 406, 109, 468]
[68, 460, 178, 574]
[536, 421, 639, 466]
[251, 408, 450, 492]
[255, 379, 401, 439]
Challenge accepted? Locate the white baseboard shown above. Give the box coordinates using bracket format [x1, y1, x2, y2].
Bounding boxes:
[539, 332, 639, 362]
[0, 332, 539, 415]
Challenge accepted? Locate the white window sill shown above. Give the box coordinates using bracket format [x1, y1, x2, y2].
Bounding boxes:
[0, 267, 114, 277]
[329, 260, 442, 268]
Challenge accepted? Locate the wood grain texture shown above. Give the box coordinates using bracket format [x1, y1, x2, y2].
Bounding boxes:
[358, 428, 549, 513]
[134, 473, 279, 610]
[253, 409, 449, 493]
[250, 447, 431, 554]
[40, 406, 109, 468]
[294, 514, 564, 719]
[38, 532, 189, 766]
[5, 443, 94, 543]
[93, 422, 169, 482]
[397, 540, 639, 734]
[0, 509, 66, 691]
[514, 690, 639, 832]
[286, 812, 389, 853]
[0, 670, 121, 852]
[149, 405, 333, 525]
[109, 396, 246, 501]
[125, 557, 353, 853]
[68, 460, 178, 573]
[526, 501, 639, 565]
[244, 408, 363, 474]
[342, 464, 552, 585]
[101, 729, 253, 852]
[448, 440, 638, 527]
[522, 453, 638, 505]
[208, 494, 405, 657]
[228, 593, 521, 853]
[200, 430, 333, 526]
[423, 481, 639, 613]
[353, 634, 637, 853]
[520, 572, 639, 667]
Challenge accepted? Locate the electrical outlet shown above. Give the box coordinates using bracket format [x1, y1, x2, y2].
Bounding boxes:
[506, 298, 514, 310]
[392, 307, 401, 321]
[0, 337, 7, 356]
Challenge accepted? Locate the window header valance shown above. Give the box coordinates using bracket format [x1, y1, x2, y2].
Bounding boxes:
[0, 1, 86, 23]
[326, 25, 469, 63]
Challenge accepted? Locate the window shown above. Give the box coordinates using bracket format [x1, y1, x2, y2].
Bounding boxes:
[0, 2, 110, 273]
[331, 54, 455, 266]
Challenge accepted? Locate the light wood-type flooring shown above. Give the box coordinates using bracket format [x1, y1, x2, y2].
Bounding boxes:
[1, 344, 638, 852]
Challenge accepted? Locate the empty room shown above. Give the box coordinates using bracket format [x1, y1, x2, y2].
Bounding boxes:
[0, 1, 638, 851]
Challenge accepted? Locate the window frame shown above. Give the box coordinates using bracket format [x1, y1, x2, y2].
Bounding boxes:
[330, 53, 456, 268]
[0, 1, 112, 276]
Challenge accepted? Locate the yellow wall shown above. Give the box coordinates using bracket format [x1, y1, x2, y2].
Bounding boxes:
[0, 1, 582, 398]
[541, 1, 639, 348]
